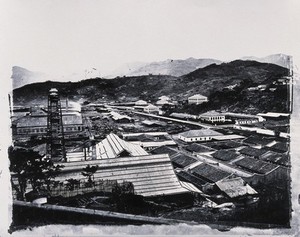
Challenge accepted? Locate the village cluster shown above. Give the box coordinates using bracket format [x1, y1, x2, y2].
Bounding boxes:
[10, 88, 290, 223]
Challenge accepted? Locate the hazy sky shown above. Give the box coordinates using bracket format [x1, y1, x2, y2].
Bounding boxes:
[1, 0, 300, 77]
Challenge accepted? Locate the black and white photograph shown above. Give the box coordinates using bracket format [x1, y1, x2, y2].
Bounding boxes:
[0, 0, 300, 236]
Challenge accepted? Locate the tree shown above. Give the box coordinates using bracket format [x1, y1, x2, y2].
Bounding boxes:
[81, 164, 99, 187]
[8, 146, 63, 200]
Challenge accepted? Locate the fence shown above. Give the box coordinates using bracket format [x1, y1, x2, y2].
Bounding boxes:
[49, 179, 134, 198]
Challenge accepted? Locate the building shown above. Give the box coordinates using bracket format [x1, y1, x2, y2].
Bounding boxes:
[109, 111, 133, 123]
[185, 143, 216, 156]
[215, 177, 257, 199]
[178, 129, 223, 143]
[124, 132, 176, 151]
[188, 94, 208, 105]
[143, 104, 160, 114]
[199, 111, 226, 123]
[170, 113, 198, 120]
[94, 133, 149, 159]
[135, 100, 148, 106]
[13, 111, 84, 137]
[224, 112, 265, 125]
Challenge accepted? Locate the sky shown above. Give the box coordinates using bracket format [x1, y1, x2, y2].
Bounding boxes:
[1, 0, 300, 79]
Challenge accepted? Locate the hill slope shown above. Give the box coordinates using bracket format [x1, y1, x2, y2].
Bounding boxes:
[13, 60, 290, 113]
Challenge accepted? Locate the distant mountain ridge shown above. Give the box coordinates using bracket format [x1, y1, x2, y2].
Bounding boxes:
[123, 58, 223, 77]
[241, 54, 292, 69]
[11, 54, 291, 90]
[13, 60, 289, 114]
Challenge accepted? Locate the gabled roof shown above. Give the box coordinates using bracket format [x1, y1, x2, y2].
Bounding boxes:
[243, 136, 275, 146]
[269, 142, 289, 153]
[150, 145, 179, 157]
[78, 154, 190, 197]
[188, 94, 207, 99]
[191, 163, 231, 183]
[212, 150, 240, 162]
[234, 157, 278, 174]
[95, 133, 148, 159]
[199, 111, 224, 117]
[179, 129, 223, 138]
[239, 147, 270, 158]
[171, 153, 197, 168]
[186, 143, 216, 153]
[216, 177, 257, 198]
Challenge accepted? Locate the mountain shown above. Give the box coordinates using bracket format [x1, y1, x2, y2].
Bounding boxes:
[241, 54, 292, 69]
[13, 60, 290, 113]
[108, 58, 223, 77]
[11, 66, 98, 89]
[11, 66, 51, 89]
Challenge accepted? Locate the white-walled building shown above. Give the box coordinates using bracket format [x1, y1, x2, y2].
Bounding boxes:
[178, 129, 223, 143]
[199, 111, 226, 123]
[188, 94, 208, 105]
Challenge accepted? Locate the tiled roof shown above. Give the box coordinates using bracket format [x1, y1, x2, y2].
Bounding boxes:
[150, 146, 179, 157]
[239, 147, 270, 158]
[179, 129, 223, 138]
[216, 177, 257, 198]
[212, 150, 240, 162]
[95, 133, 148, 159]
[203, 141, 244, 150]
[191, 163, 231, 183]
[269, 142, 289, 153]
[260, 152, 290, 167]
[234, 157, 278, 174]
[177, 171, 209, 187]
[243, 136, 275, 146]
[186, 143, 216, 153]
[171, 153, 197, 168]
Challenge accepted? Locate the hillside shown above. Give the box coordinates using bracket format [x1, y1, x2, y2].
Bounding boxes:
[12, 60, 290, 113]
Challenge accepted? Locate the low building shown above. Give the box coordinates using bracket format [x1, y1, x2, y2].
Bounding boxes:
[188, 94, 208, 105]
[125, 133, 176, 151]
[109, 111, 133, 123]
[224, 112, 265, 125]
[13, 112, 84, 137]
[94, 133, 149, 159]
[143, 104, 160, 114]
[199, 111, 226, 123]
[239, 147, 271, 159]
[211, 150, 241, 162]
[215, 177, 257, 199]
[135, 100, 148, 106]
[178, 129, 223, 143]
[170, 153, 198, 169]
[185, 143, 216, 156]
[170, 113, 198, 120]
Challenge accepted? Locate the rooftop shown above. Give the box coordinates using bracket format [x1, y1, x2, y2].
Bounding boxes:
[188, 94, 208, 99]
[239, 147, 270, 158]
[234, 157, 278, 174]
[186, 143, 216, 153]
[199, 111, 224, 117]
[69, 154, 189, 197]
[95, 133, 148, 159]
[212, 150, 240, 162]
[171, 153, 197, 168]
[150, 145, 179, 157]
[190, 163, 231, 183]
[179, 129, 223, 138]
[16, 113, 83, 127]
[216, 177, 257, 198]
